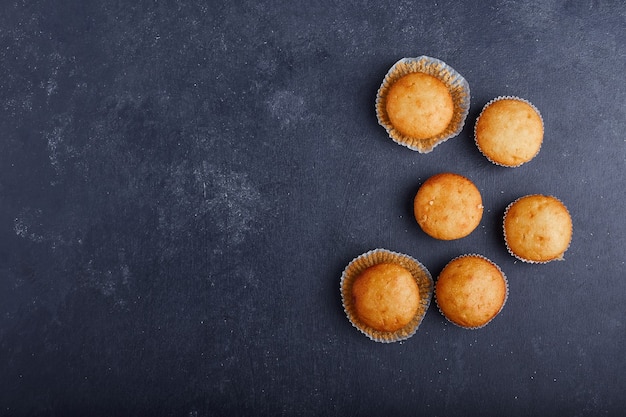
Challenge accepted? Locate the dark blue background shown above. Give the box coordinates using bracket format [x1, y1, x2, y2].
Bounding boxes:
[1, 1, 625, 415]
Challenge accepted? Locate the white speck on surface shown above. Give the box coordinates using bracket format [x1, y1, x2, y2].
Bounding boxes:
[191, 162, 263, 246]
[46, 126, 64, 176]
[266, 90, 311, 129]
[45, 77, 58, 96]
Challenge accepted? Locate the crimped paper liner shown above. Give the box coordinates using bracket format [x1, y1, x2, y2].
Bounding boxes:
[503, 194, 573, 264]
[340, 248, 433, 343]
[375, 56, 471, 153]
[473, 96, 544, 167]
[434, 254, 509, 330]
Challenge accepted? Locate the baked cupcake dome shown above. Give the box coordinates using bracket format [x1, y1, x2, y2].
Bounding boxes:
[503, 194, 573, 263]
[376, 56, 470, 153]
[474, 97, 543, 167]
[413, 172, 483, 240]
[385, 72, 454, 140]
[340, 249, 433, 343]
[435, 255, 508, 329]
[351, 263, 420, 332]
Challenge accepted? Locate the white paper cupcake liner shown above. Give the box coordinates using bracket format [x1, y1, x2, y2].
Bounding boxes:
[340, 248, 433, 343]
[375, 56, 471, 154]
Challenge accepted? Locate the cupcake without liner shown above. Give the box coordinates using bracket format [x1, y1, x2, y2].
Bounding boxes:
[434, 254, 508, 330]
[340, 248, 433, 343]
[413, 172, 484, 240]
[503, 194, 573, 263]
[376, 56, 471, 153]
[474, 96, 544, 167]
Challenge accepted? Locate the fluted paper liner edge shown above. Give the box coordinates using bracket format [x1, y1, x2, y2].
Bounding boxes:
[340, 248, 433, 343]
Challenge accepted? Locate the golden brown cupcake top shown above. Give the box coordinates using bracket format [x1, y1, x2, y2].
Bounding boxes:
[385, 72, 455, 140]
[474, 97, 543, 167]
[435, 255, 507, 328]
[341, 249, 433, 342]
[414, 172, 483, 240]
[504, 194, 573, 263]
[351, 263, 420, 332]
[375, 57, 471, 153]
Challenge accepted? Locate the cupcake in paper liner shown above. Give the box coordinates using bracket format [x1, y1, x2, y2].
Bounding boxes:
[375, 56, 470, 153]
[503, 194, 573, 263]
[340, 248, 433, 343]
[474, 96, 544, 167]
[435, 254, 508, 329]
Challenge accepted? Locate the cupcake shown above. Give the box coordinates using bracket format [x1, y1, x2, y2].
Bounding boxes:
[503, 194, 573, 263]
[376, 56, 470, 153]
[340, 249, 433, 343]
[474, 96, 544, 167]
[413, 172, 483, 240]
[435, 254, 508, 329]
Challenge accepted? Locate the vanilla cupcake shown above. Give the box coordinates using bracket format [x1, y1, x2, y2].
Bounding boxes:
[435, 254, 508, 329]
[413, 172, 483, 240]
[474, 96, 543, 167]
[340, 249, 433, 342]
[503, 194, 573, 263]
[376, 56, 470, 153]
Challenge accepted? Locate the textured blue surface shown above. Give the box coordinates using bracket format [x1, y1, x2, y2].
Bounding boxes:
[1, 0, 625, 415]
